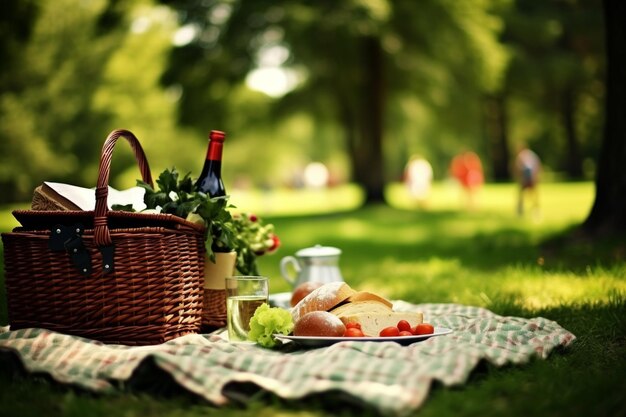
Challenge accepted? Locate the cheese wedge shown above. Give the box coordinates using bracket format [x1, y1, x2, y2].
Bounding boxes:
[346, 291, 393, 309]
[338, 312, 424, 337]
[330, 300, 392, 317]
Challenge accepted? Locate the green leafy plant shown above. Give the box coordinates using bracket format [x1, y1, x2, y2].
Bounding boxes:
[116, 168, 279, 275]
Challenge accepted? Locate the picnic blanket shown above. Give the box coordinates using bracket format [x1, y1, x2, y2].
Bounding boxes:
[0, 303, 575, 416]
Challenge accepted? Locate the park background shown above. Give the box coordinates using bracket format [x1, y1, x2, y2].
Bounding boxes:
[0, 0, 609, 202]
[1, 1, 625, 417]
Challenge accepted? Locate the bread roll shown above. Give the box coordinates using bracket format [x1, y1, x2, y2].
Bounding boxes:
[339, 312, 424, 337]
[290, 281, 324, 307]
[330, 300, 392, 317]
[291, 282, 355, 322]
[293, 311, 346, 337]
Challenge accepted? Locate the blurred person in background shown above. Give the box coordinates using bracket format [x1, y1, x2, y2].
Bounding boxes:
[450, 151, 484, 210]
[514, 145, 542, 218]
[304, 162, 329, 189]
[404, 155, 433, 208]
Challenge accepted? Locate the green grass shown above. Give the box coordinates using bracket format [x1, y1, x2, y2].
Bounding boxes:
[1, 181, 625, 417]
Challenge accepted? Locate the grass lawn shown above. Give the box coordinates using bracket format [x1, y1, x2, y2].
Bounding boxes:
[1, 181, 625, 417]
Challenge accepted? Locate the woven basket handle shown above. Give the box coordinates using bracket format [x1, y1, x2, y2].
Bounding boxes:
[94, 129, 153, 247]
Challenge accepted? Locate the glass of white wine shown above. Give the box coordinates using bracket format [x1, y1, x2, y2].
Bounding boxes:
[225, 276, 269, 342]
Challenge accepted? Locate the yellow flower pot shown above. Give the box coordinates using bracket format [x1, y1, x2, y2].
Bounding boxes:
[202, 251, 237, 330]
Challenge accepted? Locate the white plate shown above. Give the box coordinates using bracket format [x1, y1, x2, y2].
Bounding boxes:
[273, 327, 453, 347]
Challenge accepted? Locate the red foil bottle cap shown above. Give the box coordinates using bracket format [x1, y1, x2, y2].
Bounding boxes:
[210, 130, 226, 142]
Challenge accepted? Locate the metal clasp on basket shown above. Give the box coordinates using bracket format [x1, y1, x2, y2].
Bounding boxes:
[49, 223, 92, 275]
[99, 245, 115, 275]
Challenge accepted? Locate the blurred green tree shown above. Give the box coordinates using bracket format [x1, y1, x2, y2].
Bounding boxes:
[0, 1, 38, 93]
[583, 0, 626, 234]
[0, 0, 198, 202]
[0, 0, 129, 202]
[0, 0, 609, 207]
[0, 0, 40, 201]
[158, 0, 509, 203]
[90, 2, 206, 188]
[497, 0, 604, 179]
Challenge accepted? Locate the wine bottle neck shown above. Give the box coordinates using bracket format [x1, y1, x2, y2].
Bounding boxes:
[206, 141, 223, 161]
[195, 130, 226, 195]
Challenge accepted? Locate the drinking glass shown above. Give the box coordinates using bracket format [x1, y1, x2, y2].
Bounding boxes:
[225, 276, 269, 342]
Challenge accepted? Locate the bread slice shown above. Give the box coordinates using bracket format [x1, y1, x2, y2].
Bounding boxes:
[346, 291, 393, 309]
[330, 300, 392, 317]
[338, 312, 424, 337]
[291, 282, 356, 322]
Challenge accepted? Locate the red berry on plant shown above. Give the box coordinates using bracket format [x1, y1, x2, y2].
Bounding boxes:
[267, 234, 280, 253]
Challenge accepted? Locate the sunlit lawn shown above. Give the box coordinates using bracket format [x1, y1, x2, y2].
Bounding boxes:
[1, 180, 625, 417]
[251, 181, 624, 311]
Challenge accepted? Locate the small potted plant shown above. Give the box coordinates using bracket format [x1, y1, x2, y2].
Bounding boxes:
[133, 168, 280, 275]
[121, 168, 280, 328]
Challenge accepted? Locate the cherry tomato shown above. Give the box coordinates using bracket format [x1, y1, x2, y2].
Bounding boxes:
[397, 320, 411, 332]
[344, 327, 365, 337]
[412, 323, 435, 335]
[379, 326, 400, 337]
[346, 322, 362, 330]
[399, 331, 413, 337]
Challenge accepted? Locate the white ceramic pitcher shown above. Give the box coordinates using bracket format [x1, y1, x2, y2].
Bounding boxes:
[279, 244, 344, 288]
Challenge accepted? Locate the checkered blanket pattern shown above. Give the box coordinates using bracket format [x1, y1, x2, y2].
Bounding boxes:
[0, 302, 575, 416]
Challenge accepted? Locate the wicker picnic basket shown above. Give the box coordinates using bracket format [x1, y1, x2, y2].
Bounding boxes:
[1, 129, 206, 345]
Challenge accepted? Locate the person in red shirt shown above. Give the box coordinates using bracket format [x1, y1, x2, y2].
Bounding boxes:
[450, 151, 484, 209]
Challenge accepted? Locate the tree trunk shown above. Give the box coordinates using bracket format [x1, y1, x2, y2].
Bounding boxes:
[561, 87, 584, 178]
[351, 35, 386, 204]
[483, 94, 511, 181]
[582, 0, 626, 234]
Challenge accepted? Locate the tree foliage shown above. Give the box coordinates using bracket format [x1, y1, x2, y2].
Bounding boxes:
[0, 0, 201, 203]
[0, 0, 610, 208]
[0, 0, 127, 202]
[500, 0, 605, 179]
[158, 0, 510, 202]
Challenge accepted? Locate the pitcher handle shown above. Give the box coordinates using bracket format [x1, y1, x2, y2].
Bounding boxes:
[279, 256, 300, 286]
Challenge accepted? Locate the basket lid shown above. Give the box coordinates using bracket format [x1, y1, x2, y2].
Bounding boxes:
[11, 210, 205, 233]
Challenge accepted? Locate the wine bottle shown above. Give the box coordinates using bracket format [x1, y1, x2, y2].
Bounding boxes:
[195, 130, 226, 197]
